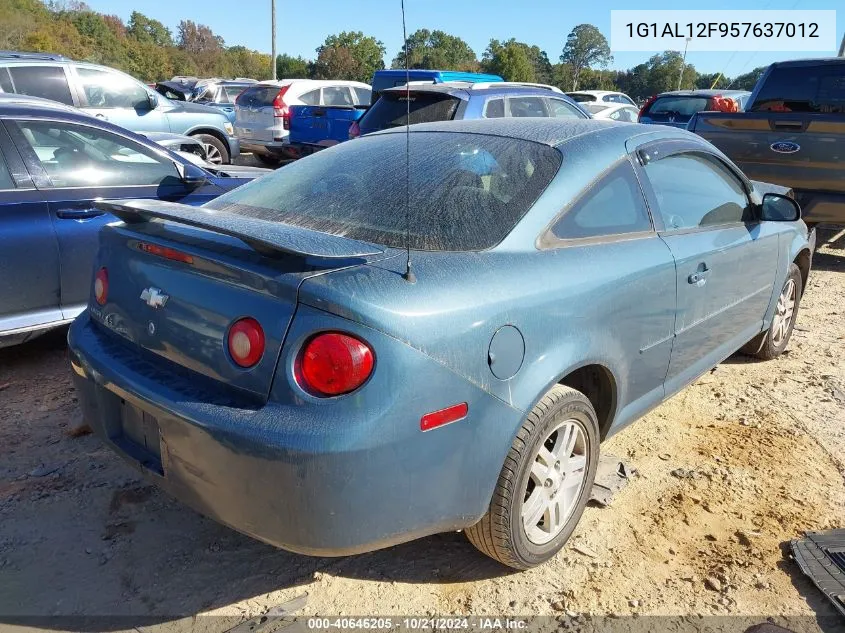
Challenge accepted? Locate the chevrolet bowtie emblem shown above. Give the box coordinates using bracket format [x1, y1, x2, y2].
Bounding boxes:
[140, 287, 169, 309]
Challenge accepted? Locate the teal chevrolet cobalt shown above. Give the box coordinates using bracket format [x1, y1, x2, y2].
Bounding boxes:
[68, 118, 813, 569]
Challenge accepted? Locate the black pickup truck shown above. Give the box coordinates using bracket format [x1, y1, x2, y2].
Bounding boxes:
[689, 58, 845, 228]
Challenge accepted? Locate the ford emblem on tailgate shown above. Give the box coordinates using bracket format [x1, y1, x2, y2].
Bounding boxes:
[770, 141, 800, 154]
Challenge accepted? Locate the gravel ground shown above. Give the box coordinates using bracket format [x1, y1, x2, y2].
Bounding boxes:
[1, 227, 844, 631]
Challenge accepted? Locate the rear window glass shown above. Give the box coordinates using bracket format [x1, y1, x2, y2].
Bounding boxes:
[236, 85, 282, 107]
[750, 65, 845, 113]
[360, 93, 461, 131]
[643, 96, 709, 120]
[8, 66, 73, 106]
[205, 131, 562, 251]
[567, 93, 596, 102]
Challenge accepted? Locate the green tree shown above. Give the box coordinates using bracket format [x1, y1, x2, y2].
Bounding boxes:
[392, 29, 478, 71]
[482, 39, 535, 82]
[560, 24, 612, 91]
[127, 11, 173, 47]
[225, 45, 271, 79]
[276, 53, 310, 79]
[313, 31, 385, 82]
[696, 72, 731, 90]
[730, 66, 767, 91]
[177, 20, 225, 76]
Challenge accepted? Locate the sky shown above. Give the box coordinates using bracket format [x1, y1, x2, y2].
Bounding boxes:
[81, 0, 842, 77]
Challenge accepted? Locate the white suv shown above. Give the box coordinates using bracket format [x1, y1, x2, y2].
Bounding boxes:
[234, 79, 371, 164]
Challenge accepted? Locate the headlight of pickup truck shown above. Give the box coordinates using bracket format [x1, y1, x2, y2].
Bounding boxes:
[224, 122, 235, 136]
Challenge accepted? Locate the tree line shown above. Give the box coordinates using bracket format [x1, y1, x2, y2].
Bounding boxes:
[0, 0, 767, 100]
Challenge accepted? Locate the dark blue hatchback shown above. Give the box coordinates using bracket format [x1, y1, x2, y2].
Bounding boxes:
[0, 95, 263, 348]
[352, 82, 590, 138]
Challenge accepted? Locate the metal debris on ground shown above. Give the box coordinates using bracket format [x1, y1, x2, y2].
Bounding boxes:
[223, 593, 309, 633]
[589, 455, 635, 507]
[790, 528, 845, 617]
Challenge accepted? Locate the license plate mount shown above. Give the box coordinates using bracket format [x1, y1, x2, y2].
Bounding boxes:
[112, 399, 164, 476]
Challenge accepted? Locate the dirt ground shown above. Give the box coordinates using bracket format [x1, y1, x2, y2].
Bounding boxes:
[1, 228, 844, 631]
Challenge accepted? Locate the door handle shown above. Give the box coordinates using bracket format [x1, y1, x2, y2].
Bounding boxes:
[95, 113, 108, 121]
[688, 265, 710, 287]
[56, 208, 105, 220]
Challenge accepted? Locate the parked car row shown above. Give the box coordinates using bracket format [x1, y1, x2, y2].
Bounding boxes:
[0, 51, 240, 164]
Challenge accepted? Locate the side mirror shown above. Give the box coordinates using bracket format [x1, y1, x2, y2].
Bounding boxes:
[174, 160, 208, 186]
[761, 193, 801, 222]
[147, 93, 159, 110]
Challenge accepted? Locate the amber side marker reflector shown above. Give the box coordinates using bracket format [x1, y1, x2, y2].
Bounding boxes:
[420, 402, 468, 432]
[138, 242, 194, 264]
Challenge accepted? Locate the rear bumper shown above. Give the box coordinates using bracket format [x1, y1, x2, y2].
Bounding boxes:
[238, 140, 300, 159]
[67, 310, 521, 556]
[794, 191, 845, 225]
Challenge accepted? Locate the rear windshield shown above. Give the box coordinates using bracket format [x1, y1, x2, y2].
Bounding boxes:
[567, 93, 596, 103]
[236, 85, 283, 107]
[205, 131, 562, 251]
[643, 96, 709, 120]
[359, 92, 461, 131]
[750, 65, 845, 113]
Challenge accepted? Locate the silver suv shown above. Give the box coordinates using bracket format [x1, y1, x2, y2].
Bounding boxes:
[0, 51, 239, 164]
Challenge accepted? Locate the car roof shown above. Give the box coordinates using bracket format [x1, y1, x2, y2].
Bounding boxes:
[0, 92, 82, 114]
[567, 90, 625, 96]
[255, 79, 371, 88]
[369, 117, 685, 148]
[655, 89, 750, 97]
[769, 57, 845, 67]
[382, 83, 569, 99]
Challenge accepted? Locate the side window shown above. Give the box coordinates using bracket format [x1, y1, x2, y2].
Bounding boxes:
[0, 68, 13, 93]
[11, 120, 179, 188]
[609, 110, 621, 120]
[644, 152, 751, 230]
[507, 96, 546, 118]
[602, 95, 617, 103]
[0, 147, 15, 189]
[619, 107, 639, 122]
[76, 67, 150, 109]
[322, 86, 354, 106]
[484, 98, 505, 118]
[547, 98, 584, 119]
[352, 87, 372, 106]
[7, 66, 74, 106]
[551, 160, 652, 240]
[299, 89, 320, 105]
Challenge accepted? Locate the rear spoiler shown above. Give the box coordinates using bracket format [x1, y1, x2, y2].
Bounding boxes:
[95, 199, 383, 260]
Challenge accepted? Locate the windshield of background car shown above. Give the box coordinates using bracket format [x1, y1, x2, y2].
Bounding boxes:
[205, 131, 562, 251]
[749, 65, 845, 113]
[359, 92, 461, 130]
[643, 96, 709, 120]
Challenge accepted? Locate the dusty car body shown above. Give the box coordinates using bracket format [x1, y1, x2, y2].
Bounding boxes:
[67, 119, 813, 569]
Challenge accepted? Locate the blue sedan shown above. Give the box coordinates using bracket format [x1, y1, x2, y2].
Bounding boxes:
[67, 118, 813, 569]
[0, 96, 266, 348]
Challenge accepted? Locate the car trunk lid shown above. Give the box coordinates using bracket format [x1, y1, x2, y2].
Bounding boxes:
[88, 199, 382, 401]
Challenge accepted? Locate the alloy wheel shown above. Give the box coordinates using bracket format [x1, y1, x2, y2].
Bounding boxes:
[772, 278, 796, 346]
[203, 143, 223, 165]
[521, 420, 588, 545]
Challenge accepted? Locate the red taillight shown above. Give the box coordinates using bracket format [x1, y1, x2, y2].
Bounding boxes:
[298, 332, 374, 397]
[138, 242, 193, 264]
[94, 267, 108, 306]
[639, 94, 657, 118]
[227, 318, 265, 368]
[272, 85, 291, 129]
[420, 402, 468, 432]
[349, 120, 361, 139]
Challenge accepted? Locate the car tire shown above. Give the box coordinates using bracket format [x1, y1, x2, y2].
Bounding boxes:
[465, 385, 600, 569]
[193, 134, 230, 165]
[742, 263, 802, 360]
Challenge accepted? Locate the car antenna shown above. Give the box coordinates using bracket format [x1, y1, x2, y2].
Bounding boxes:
[400, 0, 416, 283]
